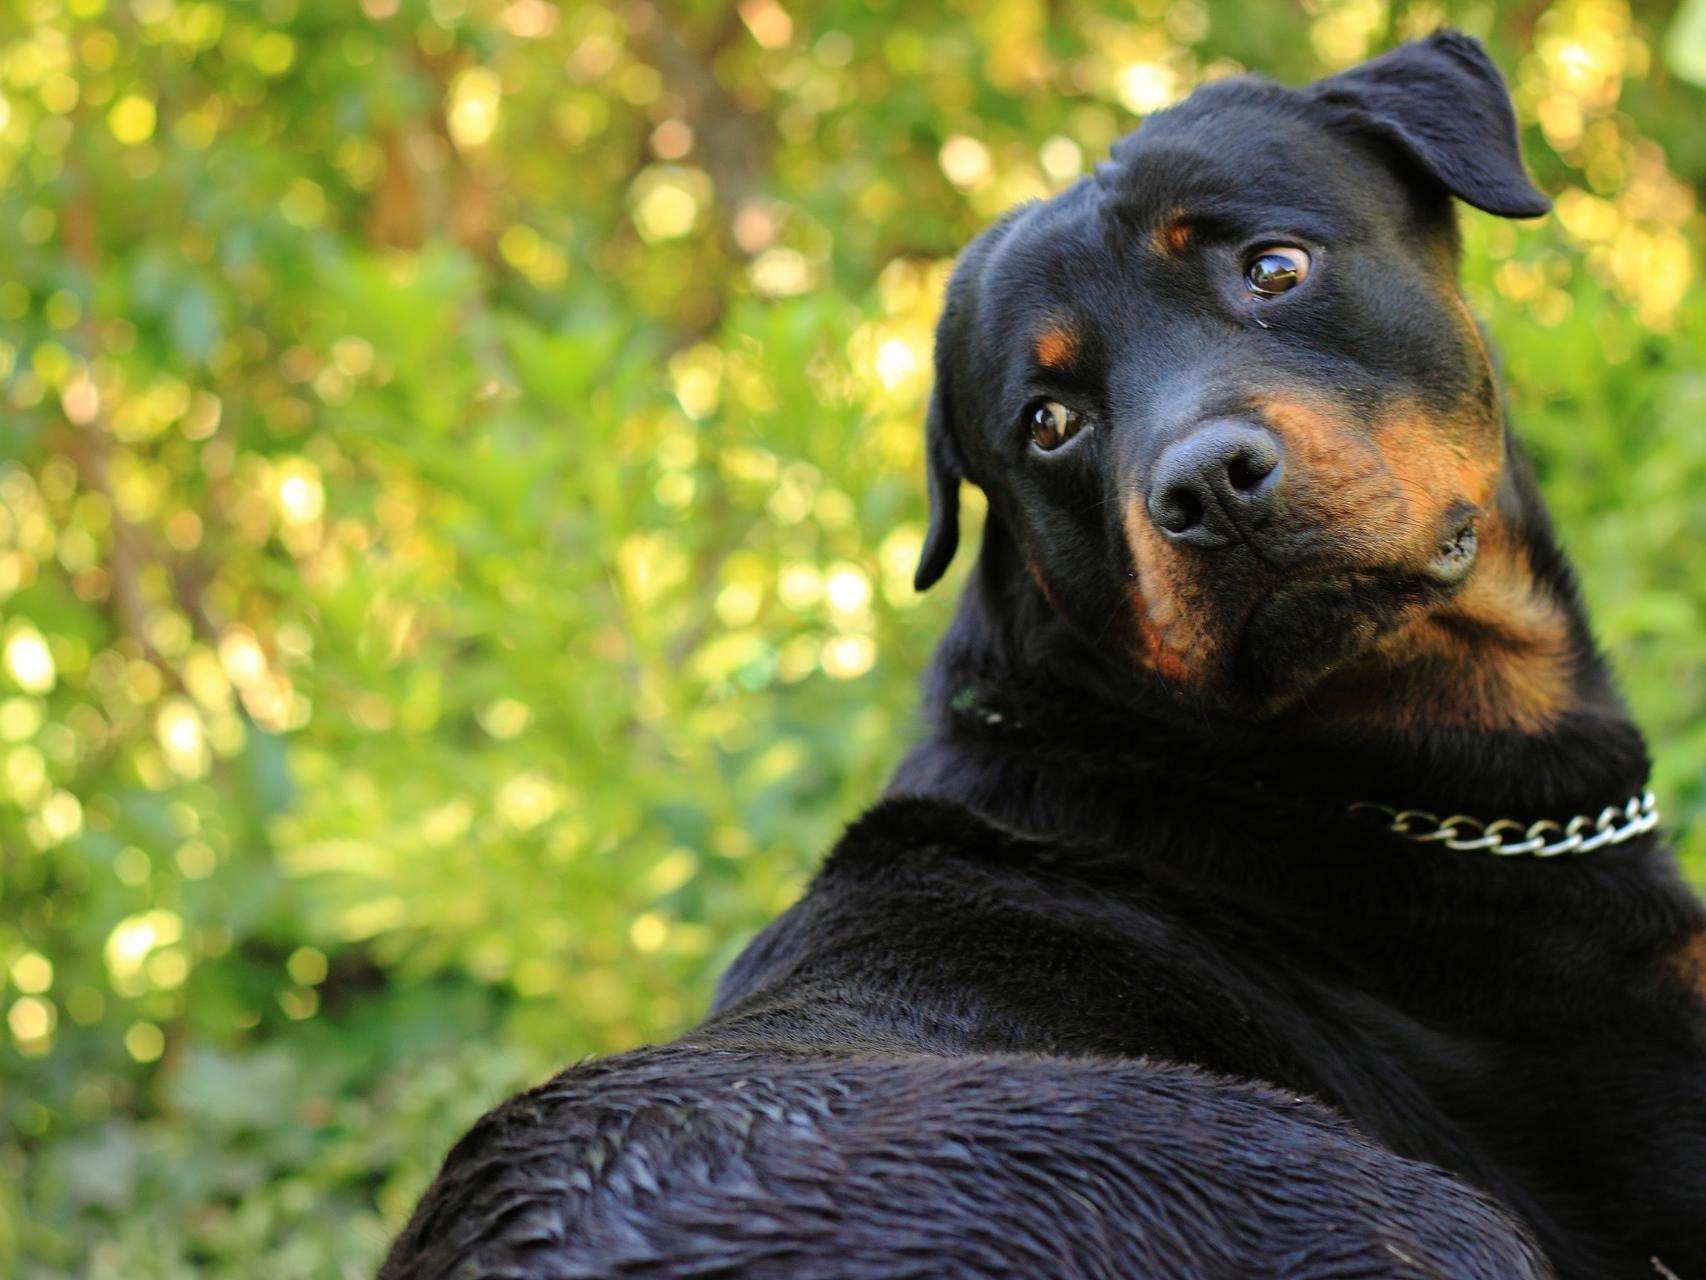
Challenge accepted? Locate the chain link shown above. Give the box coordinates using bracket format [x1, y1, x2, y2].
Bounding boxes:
[1349, 791, 1659, 857]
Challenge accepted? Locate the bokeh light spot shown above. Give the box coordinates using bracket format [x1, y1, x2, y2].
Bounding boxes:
[5, 627, 57, 694]
[124, 1022, 165, 1063]
[107, 94, 156, 144]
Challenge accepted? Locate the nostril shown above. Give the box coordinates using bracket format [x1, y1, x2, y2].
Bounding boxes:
[1154, 488, 1204, 534]
[1226, 449, 1277, 495]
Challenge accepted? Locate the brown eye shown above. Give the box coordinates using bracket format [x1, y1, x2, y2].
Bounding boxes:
[1029, 401, 1083, 451]
[1244, 246, 1312, 298]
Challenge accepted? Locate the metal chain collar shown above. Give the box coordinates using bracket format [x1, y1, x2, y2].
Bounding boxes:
[1349, 791, 1659, 857]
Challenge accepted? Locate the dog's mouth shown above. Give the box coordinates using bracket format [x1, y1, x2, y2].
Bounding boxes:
[1136, 512, 1483, 715]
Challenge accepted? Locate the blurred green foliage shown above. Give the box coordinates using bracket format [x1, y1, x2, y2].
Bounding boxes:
[0, 0, 1702, 1273]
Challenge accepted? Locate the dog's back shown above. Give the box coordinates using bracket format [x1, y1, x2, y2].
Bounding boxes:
[384, 801, 1550, 1280]
[384, 1050, 1548, 1279]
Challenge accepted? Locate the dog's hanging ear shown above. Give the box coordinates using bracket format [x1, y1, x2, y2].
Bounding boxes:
[913, 231, 1007, 592]
[1306, 30, 1550, 218]
[913, 374, 963, 591]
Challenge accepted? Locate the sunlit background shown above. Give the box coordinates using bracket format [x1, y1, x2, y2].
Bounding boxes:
[2, 0, 1704, 1273]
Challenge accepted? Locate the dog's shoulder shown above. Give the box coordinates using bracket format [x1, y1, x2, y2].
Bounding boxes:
[817, 794, 1065, 878]
[709, 795, 1067, 1017]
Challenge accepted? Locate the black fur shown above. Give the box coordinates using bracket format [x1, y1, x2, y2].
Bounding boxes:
[385, 33, 1706, 1280]
[1305, 32, 1553, 219]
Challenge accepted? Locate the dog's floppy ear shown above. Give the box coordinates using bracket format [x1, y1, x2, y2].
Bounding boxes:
[913, 374, 963, 591]
[914, 228, 1008, 591]
[1306, 30, 1550, 219]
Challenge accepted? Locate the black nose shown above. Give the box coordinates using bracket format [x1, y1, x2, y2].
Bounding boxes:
[1147, 422, 1284, 549]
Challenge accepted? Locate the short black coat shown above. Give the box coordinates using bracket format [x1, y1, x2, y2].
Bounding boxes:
[383, 33, 1706, 1280]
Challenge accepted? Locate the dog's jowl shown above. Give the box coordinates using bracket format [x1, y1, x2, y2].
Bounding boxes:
[385, 34, 1706, 1280]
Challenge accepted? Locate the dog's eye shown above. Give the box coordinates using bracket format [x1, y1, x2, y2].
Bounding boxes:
[1244, 246, 1311, 298]
[1029, 401, 1083, 451]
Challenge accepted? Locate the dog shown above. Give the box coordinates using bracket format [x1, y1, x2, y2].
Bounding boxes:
[383, 33, 1706, 1279]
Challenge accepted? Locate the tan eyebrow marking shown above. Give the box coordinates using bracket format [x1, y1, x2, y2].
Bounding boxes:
[1150, 210, 1195, 257]
[1033, 325, 1080, 370]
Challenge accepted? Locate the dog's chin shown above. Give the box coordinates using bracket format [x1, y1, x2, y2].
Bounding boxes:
[1161, 571, 1452, 718]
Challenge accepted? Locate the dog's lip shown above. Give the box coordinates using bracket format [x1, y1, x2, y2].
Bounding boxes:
[1422, 514, 1479, 585]
[1243, 507, 1481, 592]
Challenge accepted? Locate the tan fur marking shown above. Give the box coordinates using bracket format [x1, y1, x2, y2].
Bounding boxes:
[1256, 397, 1414, 564]
[1149, 210, 1195, 258]
[1315, 543, 1574, 733]
[1335, 397, 1567, 734]
[1301, 507, 1574, 735]
[1137, 606, 1194, 684]
[1026, 555, 1061, 612]
[1373, 408, 1504, 517]
[1669, 932, 1706, 1005]
[1033, 327, 1079, 371]
[1254, 395, 1503, 568]
[1122, 500, 1217, 687]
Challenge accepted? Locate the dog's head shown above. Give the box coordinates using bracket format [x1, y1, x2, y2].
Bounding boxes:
[915, 33, 1576, 733]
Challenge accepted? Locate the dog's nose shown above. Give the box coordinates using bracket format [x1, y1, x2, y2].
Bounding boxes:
[1147, 422, 1284, 549]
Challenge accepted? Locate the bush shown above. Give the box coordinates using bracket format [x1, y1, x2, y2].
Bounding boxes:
[1, 1, 1702, 1273]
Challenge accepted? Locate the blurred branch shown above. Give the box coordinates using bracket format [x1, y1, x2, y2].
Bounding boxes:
[56, 146, 215, 677]
[367, 129, 426, 251]
[626, 0, 772, 346]
[411, 45, 499, 259]
[629, 0, 769, 223]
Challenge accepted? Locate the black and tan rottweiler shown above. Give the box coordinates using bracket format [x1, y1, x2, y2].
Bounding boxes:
[384, 33, 1706, 1280]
